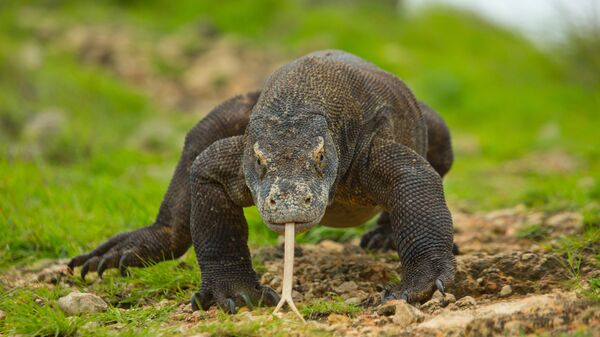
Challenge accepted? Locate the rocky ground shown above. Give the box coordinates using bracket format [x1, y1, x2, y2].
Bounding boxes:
[3, 207, 598, 336]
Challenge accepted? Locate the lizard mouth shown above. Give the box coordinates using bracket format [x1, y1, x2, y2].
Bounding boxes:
[267, 221, 317, 234]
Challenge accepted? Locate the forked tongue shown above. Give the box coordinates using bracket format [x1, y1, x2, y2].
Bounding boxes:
[272, 223, 306, 322]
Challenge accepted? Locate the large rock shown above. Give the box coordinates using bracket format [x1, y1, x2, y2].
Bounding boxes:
[377, 300, 424, 328]
[391, 300, 425, 328]
[58, 292, 108, 316]
[416, 292, 589, 336]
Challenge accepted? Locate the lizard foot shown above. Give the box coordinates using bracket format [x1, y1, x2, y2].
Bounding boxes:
[191, 280, 280, 314]
[382, 254, 455, 304]
[360, 225, 395, 251]
[68, 226, 178, 280]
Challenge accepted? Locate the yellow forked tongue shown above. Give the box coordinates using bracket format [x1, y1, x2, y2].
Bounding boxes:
[272, 223, 306, 322]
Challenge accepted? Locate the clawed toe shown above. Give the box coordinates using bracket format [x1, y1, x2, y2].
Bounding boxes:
[190, 285, 279, 313]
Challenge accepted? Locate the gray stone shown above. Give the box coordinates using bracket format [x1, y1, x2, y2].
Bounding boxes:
[500, 285, 513, 297]
[58, 292, 108, 316]
[335, 281, 358, 293]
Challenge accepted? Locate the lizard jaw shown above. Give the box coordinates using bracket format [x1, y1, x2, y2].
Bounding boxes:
[267, 221, 317, 234]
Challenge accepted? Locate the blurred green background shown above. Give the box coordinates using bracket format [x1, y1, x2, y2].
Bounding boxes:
[1, 0, 599, 267]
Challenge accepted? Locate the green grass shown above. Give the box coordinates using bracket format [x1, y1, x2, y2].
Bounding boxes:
[300, 297, 363, 320]
[1, 0, 599, 335]
[517, 224, 550, 241]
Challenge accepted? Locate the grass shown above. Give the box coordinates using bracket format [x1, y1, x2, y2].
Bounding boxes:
[300, 298, 363, 320]
[1, 0, 599, 335]
[517, 224, 550, 241]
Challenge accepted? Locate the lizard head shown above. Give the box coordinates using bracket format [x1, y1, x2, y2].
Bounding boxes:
[243, 114, 338, 234]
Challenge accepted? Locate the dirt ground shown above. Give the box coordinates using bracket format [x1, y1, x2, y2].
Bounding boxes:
[5, 207, 599, 336]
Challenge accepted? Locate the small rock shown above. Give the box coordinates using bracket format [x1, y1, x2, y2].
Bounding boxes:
[82, 322, 100, 330]
[377, 300, 400, 316]
[421, 298, 443, 311]
[0, 310, 5, 321]
[58, 292, 108, 316]
[327, 313, 350, 325]
[476, 277, 485, 286]
[191, 310, 204, 320]
[455, 296, 477, 308]
[521, 253, 536, 261]
[499, 285, 513, 297]
[345, 297, 361, 305]
[391, 300, 424, 328]
[431, 290, 445, 300]
[445, 293, 456, 303]
[335, 281, 358, 294]
[269, 276, 281, 289]
[182, 303, 193, 313]
[546, 212, 578, 227]
[319, 240, 344, 253]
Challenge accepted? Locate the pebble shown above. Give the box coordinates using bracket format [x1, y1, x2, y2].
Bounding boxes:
[335, 281, 358, 293]
[521, 253, 536, 261]
[377, 301, 399, 316]
[58, 292, 108, 316]
[500, 285, 513, 297]
[345, 297, 362, 305]
[0, 310, 5, 321]
[455, 296, 477, 308]
[182, 303, 193, 313]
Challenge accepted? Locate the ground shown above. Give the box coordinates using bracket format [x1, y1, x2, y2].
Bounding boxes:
[2, 207, 598, 336]
[0, 1, 599, 336]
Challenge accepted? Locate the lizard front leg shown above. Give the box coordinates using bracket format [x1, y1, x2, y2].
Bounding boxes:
[358, 139, 456, 303]
[189, 136, 279, 313]
[68, 92, 259, 279]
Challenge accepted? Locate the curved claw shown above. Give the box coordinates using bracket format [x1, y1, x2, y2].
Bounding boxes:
[220, 298, 237, 314]
[191, 293, 200, 311]
[261, 287, 281, 306]
[67, 259, 76, 273]
[240, 293, 254, 310]
[191, 291, 215, 311]
[119, 253, 132, 277]
[81, 260, 91, 280]
[435, 279, 445, 297]
[97, 258, 108, 279]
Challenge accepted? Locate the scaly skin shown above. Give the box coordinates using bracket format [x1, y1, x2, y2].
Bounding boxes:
[69, 50, 457, 312]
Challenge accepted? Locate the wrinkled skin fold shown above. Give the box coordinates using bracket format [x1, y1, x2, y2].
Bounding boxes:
[69, 50, 456, 313]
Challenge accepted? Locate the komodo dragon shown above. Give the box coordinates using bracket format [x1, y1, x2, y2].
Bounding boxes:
[68, 50, 456, 313]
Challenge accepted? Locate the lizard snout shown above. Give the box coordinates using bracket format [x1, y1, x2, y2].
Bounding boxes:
[266, 182, 314, 210]
[260, 179, 324, 232]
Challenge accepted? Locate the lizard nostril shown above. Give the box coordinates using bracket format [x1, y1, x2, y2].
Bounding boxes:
[304, 196, 312, 205]
[269, 198, 276, 207]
